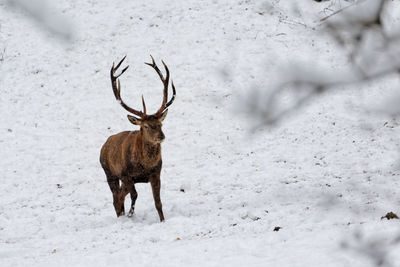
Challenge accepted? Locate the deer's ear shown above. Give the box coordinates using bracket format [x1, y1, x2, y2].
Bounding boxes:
[159, 110, 168, 122]
[127, 115, 141, 125]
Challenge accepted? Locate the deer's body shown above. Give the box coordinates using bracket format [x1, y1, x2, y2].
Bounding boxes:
[100, 56, 175, 221]
[100, 130, 161, 178]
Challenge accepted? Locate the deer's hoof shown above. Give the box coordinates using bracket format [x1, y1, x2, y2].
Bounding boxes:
[127, 210, 134, 217]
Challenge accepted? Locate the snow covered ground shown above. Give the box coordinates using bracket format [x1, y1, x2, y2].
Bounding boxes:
[1, 0, 400, 266]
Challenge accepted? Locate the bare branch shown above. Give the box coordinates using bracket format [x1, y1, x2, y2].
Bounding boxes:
[6, 0, 74, 41]
[249, 0, 400, 128]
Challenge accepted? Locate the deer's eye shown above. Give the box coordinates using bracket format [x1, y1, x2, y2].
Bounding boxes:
[143, 125, 149, 129]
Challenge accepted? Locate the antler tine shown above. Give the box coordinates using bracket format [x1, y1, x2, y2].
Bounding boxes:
[115, 65, 129, 79]
[145, 55, 175, 116]
[145, 55, 165, 82]
[161, 60, 170, 84]
[164, 80, 176, 110]
[110, 56, 145, 118]
[161, 60, 170, 104]
[114, 55, 126, 71]
[141, 95, 147, 115]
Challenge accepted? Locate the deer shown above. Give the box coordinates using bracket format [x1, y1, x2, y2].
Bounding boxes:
[100, 55, 176, 221]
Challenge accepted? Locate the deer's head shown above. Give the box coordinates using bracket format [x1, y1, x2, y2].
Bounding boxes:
[110, 55, 176, 144]
[128, 113, 167, 144]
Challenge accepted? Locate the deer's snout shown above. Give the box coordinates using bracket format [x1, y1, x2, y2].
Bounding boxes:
[158, 132, 165, 142]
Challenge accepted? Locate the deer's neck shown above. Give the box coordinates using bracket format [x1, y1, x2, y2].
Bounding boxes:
[133, 131, 161, 167]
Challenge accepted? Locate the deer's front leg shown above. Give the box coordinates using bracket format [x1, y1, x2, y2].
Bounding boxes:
[150, 176, 164, 222]
[127, 184, 138, 217]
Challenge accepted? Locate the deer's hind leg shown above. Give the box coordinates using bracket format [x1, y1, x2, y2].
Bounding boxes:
[106, 173, 124, 217]
[118, 181, 131, 216]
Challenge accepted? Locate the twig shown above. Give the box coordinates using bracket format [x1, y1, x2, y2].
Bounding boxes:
[319, 0, 366, 22]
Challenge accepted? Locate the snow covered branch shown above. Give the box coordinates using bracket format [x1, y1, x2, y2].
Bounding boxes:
[342, 229, 400, 267]
[4, 0, 73, 41]
[0, 47, 4, 63]
[250, 0, 400, 127]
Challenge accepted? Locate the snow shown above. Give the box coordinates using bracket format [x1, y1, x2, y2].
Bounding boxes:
[1, 0, 400, 266]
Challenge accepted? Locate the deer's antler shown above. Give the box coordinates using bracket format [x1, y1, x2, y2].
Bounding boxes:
[145, 55, 176, 117]
[110, 56, 147, 118]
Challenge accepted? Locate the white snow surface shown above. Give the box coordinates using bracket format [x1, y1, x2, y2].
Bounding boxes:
[1, 0, 400, 266]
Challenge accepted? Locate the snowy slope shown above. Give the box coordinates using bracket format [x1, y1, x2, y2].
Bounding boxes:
[1, 0, 400, 266]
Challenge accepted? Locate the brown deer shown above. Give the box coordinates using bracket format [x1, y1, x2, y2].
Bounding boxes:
[100, 56, 176, 221]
